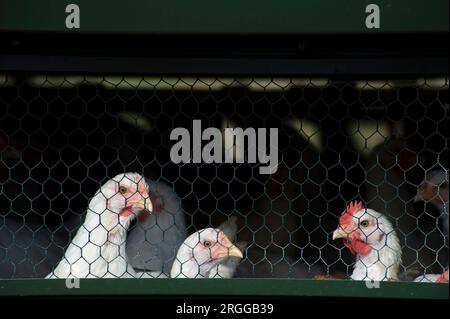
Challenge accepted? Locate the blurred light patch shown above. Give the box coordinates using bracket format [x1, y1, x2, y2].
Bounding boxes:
[98, 76, 331, 91]
[28, 75, 88, 87]
[292, 78, 329, 88]
[416, 77, 448, 89]
[246, 78, 329, 91]
[25, 76, 334, 91]
[354, 80, 395, 90]
[117, 112, 152, 132]
[0, 74, 16, 86]
[102, 77, 226, 91]
[347, 120, 390, 156]
[285, 118, 323, 152]
[247, 78, 291, 91]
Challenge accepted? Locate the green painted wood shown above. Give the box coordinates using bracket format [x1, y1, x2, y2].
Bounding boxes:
[0, 279, 448, 299]
[0, 0, 448, 34]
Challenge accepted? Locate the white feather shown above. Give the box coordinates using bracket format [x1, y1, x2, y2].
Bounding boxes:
[349, 208, 402, 281]
[47, 173, 150, 279]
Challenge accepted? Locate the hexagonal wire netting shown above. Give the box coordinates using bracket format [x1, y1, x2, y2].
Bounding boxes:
[0, 75, 448, 280]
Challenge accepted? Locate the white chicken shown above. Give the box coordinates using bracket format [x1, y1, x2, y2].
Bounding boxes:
[333, 200, 448, 283]
[332, 201, 402, 281]
[137, 227, 243, 278]
[169, 227, 243, 278]
[47, 172, 152, 278]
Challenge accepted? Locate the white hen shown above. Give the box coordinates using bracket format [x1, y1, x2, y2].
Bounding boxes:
[138, 228, 243, 278]
[47, 172, 152, 278]
[333, 201, 402, 281]
[170, 228, 243, 278]
[333, 200, 449, 283]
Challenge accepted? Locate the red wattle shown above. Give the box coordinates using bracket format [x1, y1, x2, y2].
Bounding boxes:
[138, 211, 151, 222]
[343, 239, 372, 256]
[119, 206, 134, 217]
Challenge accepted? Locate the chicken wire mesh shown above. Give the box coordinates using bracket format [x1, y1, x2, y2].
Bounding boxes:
[0, 74, 448, 281]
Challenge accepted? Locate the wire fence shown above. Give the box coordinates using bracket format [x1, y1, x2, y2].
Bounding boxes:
[0, 75, 448, 281]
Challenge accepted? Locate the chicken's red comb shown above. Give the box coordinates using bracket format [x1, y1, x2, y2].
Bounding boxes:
[339, 200, 365, 225]
[346, 201, 364, 215]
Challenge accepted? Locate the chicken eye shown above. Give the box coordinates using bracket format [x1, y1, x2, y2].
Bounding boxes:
[203, 241, 212, 248]
[119, 186, 128, 194]
[360, 220, 370, 228]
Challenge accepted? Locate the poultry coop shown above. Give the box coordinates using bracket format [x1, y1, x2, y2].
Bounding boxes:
[0, 0, 449, 298]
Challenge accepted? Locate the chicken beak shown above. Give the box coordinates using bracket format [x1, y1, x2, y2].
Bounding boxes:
[134, 196, 153, 214]
[215, 244, 244, 259]
[214, 231, 244, 259]
[332, 227, 350, 240]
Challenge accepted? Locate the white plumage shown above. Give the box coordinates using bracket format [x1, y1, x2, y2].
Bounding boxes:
[350, 212, 401, 281]
[47, 172, 152, 278]
[169, 227, 243, 278]
[333, 201, 449, 283]
[333, 201, 402, 281]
